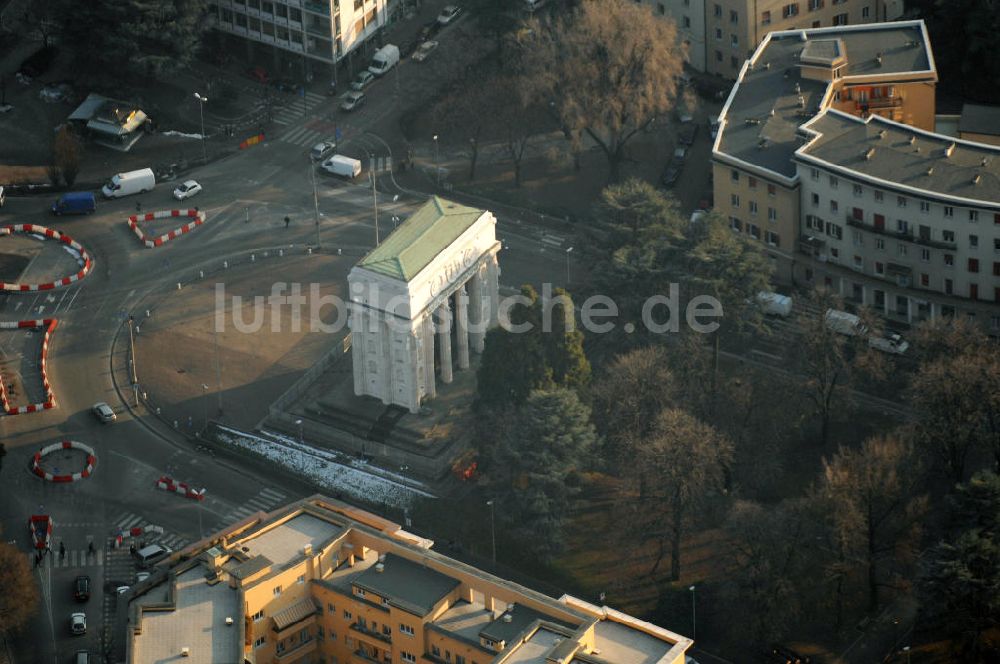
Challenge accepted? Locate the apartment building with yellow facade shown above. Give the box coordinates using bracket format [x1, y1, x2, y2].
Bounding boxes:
[642, 0, 903, 77]
[713, 20, 1000, 329]
[122, 496, 692, 664]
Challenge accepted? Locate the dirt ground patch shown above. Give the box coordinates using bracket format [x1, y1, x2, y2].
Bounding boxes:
[134, 253, 354, 432]
[0, 164, 50, 184]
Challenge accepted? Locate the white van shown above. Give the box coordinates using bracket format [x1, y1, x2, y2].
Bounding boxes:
[321, 155, 362, 179]
[756, 291, 793, 317]
[102, 168, 155, 199]
[824, 309, 866, 337]
[368, 44, 400, 77]
[524, 0, 548, 10]
[135, 544, 172, 568]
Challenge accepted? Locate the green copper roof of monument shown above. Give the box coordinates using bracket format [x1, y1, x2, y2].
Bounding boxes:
[358, 196, 485, 282]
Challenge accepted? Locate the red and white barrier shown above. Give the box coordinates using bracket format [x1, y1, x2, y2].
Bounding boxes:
[31, 440, 96, 482]
[127, 210, 206, 248]
[0, 225, 93, 291]
[156, 475, 206, 501]
[0, 318, 58, 415]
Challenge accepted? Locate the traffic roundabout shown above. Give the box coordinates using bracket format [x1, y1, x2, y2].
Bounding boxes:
[31, 440, 97, 483]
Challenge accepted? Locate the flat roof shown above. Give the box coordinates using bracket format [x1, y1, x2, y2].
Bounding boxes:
[717, 21, 933, 180]
[503, 627, 567, 664]
[357, 196, 485, 282]
[481, 604, 559, 645]
[798, 110, 1000, 207]
[131, 567, 240, 664]
[433, 599, 497, 645]
[241, 513, 342, 569]
[353, 552, 460, 616]
[959, 103, 1000, 137]
[588, 620, 674, 664]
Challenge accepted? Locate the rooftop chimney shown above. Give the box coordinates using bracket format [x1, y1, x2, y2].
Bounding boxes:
[226, 617, 234, 626]
[864, 148, 876, 161]
[945, 143, 956, 158]
[375, 563, 385, 573]
[926, 167, 934, 176]
[181, 648, 190, 658]
[303, 544, 312, 556]
[875, 53, 883, 66]
[973, 174, 982, 185]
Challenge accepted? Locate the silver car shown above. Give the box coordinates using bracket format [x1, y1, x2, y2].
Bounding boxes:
[70, 612, 86, 635]
[92, 402, 116, 423]
[340, 91, 366, 112]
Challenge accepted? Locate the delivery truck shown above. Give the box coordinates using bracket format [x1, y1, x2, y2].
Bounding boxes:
[824, 308, 909, 355]
[51, 191, 96, 215]
[320, 155, 362, 179]
[368, 44, 400, 77]
[101, 168, 155, 199]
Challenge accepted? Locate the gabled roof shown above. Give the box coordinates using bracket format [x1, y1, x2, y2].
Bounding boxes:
[357, 196, 485, 282]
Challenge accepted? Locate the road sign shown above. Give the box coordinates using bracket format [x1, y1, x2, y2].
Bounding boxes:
[335, 126, 342, 140]
[299, 87, 305, 97]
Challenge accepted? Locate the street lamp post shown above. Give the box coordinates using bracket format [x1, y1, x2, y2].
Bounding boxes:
[565, 246, 573, 285]
[432, 134, 440, 185]
[310, 156, 321, 246]
[486, 500, 496, 566]
[201, 384, 209, 432]
[370, 153, 380, 246]
[193, 93, 208, 164]
[295, 419, 303, 443]
[902, 646, 911, 664]
[689, 585, 696, 641]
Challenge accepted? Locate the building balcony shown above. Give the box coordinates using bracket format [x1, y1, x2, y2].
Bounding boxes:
[350, 622, 392, 644]
[303, 0, 330, 14]
[352, 647, 388, 664]
[799, 234, 826, 257]
[857, 97, 903, 110]
[306, 23, 331, 36]
[276, 635, 317, 660]
[845, 215, 957, 250]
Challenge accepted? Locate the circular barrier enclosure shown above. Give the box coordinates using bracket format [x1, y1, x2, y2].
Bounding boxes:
[32, 440, 96, 482]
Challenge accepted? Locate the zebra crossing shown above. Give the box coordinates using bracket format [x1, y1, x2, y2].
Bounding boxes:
[26, 547, 102, 569]
[222, 487, 288, 524]
[271, 91, 327, 125]
[112, 511, 190, 551]
[280, 117, 340, 148]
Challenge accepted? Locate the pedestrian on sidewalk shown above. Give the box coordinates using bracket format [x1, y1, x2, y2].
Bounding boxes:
[284, 216, 290, 228]
[136, 201, 142, 213]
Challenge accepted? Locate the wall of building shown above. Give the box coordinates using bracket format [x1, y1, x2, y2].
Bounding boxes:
[829, 79, 937, 132]
[796, 161, 1000, 315]
[705, 0, 884, 78]
[712, 160, 800, 281]
[960, 131, 1000, 148]
[644, 0, 708, 71]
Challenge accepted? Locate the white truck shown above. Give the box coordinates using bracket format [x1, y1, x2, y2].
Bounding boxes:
[824, 308, 910, 354]
[368, 44, 400, 77]
[101, 168, 155, 199]
[320, 155, 362, 179]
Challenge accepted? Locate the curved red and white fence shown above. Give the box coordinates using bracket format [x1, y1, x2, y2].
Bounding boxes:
[156, 475, 206, 501]
[32, 440, 96, 482]
[0, 318, 57, 415]
[127, 210, 206, 248]
[0, 225, 92, 292]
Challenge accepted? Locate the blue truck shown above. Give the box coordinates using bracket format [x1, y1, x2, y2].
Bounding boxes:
[51, 192, 96, 215]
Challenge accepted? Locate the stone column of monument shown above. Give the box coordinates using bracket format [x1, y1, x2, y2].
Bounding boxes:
[422, 315, 436, 400]
[437, 302, 453, 384]
[486, 253, 500, 327]
[468, 266, 486, 354]
[456, 285, 470, 370]
[350, 307, 366, 395]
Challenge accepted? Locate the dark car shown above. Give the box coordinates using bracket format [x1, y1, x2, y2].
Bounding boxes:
[272, 78, 296, 93]
[660, 147, 687, 187]
[74, 575, 90, 602]
[418, 19, 441, 42]
[678, 123, 698, 146]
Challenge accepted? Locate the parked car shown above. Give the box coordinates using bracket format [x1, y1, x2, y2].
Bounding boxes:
[351, 70, 375, 91]
[437, 4, 462, 24]
[272, 78, 296, 93]
[412, 40, 439, 62]
[524, 0, 548, 11]
[661, 146, 687, 187]
[0, 185, 5, 207]
[75, 651, 92, 664]
[70, 612, 86, 635]
[51, 192, 96, 215]
[136, 572, 151, 583]
[678, 123, 698, 146]
[172, 180, 202, 201]
[340, 91, 366, 112]
[418, 19, 441, 41]
[709, 115, 721, 139]
[73, 575, 91, 602]
[92, 402, 116, 423]
[310, 141, 337, 161]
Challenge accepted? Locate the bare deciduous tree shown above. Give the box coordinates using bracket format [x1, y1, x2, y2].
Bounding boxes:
[820, 434, 928, 613]
[0, 540, 39, 633]
[515, 0, 690, 181]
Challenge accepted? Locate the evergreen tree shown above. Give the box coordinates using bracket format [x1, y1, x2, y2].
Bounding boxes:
[486, 388, 598, 560]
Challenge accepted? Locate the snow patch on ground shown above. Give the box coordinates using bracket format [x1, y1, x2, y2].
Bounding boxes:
[62, 245, 82, 263]
[214, 425, 435, 509]
[162, 130, 206, 140]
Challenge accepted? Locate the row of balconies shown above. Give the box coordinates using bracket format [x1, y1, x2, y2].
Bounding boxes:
[844, 215, 958, 251]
